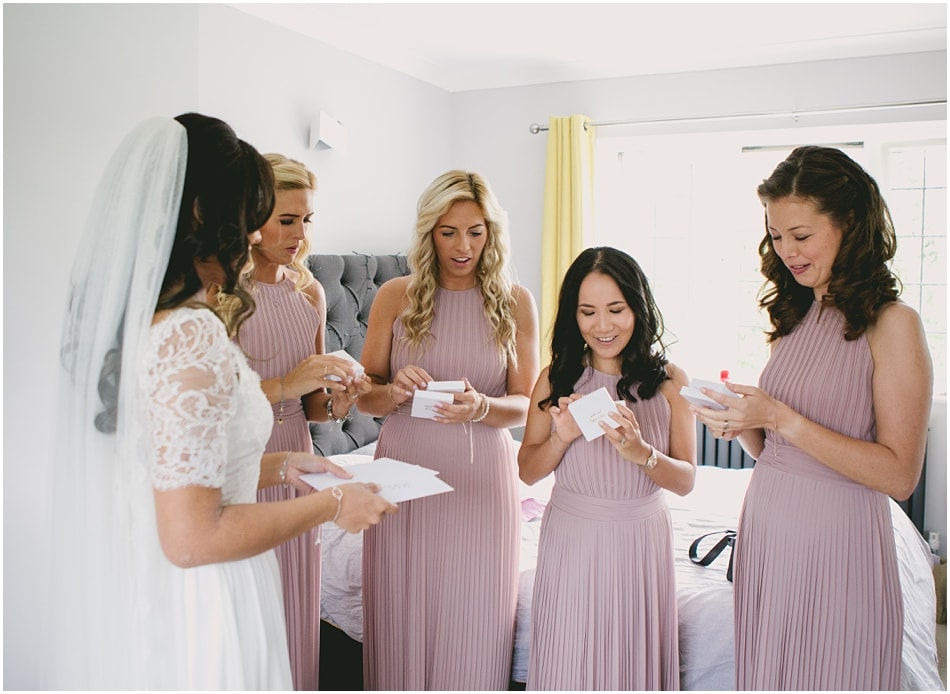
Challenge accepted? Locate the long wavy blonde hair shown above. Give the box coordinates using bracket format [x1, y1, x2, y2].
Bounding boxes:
[220, 154, 317, 326]
[403, 170, 518, 365]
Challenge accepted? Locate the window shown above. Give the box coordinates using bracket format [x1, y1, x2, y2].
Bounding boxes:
[593, 121, 946, 395]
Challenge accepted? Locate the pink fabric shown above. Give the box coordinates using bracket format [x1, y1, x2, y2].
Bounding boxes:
[527, 367, 680, 690]
[734, 302, 903, 690]
[362, 287, 520, 690]
[239, 277, 322, 691]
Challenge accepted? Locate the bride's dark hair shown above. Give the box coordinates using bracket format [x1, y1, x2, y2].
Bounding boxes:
[157, 113, 275, 336]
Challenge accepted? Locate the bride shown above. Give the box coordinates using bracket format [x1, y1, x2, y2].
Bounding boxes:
[48, 113, 396, 689]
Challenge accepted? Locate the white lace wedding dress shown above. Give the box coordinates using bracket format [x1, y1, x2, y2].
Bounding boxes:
[141, 306, 292, 689]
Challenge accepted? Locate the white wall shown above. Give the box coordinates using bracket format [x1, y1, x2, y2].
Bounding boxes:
[4, 4, 946, 688]
[3, 5, 450, 689]
[450, 51, 947, 557]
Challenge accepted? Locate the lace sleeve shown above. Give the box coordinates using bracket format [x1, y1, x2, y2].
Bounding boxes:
[142, 309, 237, 491]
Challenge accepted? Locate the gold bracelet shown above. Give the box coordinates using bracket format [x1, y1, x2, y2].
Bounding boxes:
[330, 486, 344, 524]
[388, 383, 399, 409]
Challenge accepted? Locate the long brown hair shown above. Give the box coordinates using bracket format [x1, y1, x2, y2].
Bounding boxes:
[756, 145, 900, 341]
[158, 113, 275, 337]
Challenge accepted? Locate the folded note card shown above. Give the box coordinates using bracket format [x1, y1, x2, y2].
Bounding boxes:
[410, 389, 454, 419]
[567, 387, 621, 441]
[302, 457, 453, 504]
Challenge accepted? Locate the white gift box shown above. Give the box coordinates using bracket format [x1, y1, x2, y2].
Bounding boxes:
[567, 387, 621, 441]
[679, 378, 739, 410]
[426, 380, 465, 393]
[410, 389, 455, 419]
[324, 349, 365, 382]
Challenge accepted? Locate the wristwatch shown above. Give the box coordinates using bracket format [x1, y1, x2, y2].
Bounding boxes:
[638, 445, 658, 470]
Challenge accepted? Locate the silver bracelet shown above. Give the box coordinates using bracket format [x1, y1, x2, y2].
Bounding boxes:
[278, 452, 292, 486]
[326, 396, 351, 425]
[471, 394, 490, 423]
[330, 486, 344, 524]
[277, 375, 286, 424]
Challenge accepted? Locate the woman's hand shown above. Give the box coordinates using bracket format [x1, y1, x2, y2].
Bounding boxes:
[432, 378, 485, 424]
[548, 394, 584, 445]
[601, 402, 653, 463]
[331, 372, 373, 413]
[332, 483, 399, 533]
[282, 452, 354, 494]
[387, 365, 433, 407]
[690, 381, 781, 440]
[284, 353, 363, 399]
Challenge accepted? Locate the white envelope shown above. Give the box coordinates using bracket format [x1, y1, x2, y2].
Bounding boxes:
[410, 389, 454, 419]
[679, 378, 739, 410]
[301, 457, 453, 503]
[324, 349, 365, 382]
[567, 387, 621, 441]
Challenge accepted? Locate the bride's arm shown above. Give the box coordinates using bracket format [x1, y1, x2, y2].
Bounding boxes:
[153, 484, 341, 567]
[145, 310, 395, 567]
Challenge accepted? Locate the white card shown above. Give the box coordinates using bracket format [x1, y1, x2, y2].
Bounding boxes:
[324, 349, 365, 382]
[567, 387, 621, 441]
[426, 380, 465, 393]
[410, 389, 454, 419]
[301, 457, 453, 504]
[679, 378, 739, 410]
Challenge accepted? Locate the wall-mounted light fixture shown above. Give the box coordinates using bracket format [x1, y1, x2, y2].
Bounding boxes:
[309, 111, 347, 153]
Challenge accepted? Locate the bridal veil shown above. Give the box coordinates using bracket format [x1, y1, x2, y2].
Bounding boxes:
[48, 117, 187, 688]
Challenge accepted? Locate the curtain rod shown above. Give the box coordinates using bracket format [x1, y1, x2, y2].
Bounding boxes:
[528, 99, 947, 133]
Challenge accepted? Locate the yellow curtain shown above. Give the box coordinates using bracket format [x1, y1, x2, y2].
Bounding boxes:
[540, 114, 595, 363]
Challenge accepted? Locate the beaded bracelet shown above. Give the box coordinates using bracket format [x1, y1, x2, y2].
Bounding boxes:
[326, 396, 351, 425]
[471, 394, 490, 423]
[330, 486, 344, 524]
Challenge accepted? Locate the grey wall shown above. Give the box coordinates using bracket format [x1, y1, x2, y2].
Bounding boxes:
[4, 4, 945, 688]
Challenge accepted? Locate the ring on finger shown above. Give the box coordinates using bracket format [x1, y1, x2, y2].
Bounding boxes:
[723, 420, 729, 432]
[619, 436, 627, 446]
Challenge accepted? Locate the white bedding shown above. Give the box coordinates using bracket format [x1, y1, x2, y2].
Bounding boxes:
[319, 451, 942, 691]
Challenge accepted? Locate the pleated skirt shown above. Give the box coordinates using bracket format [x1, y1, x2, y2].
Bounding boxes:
[362, 414, 520, 691]
[733, 462, 903, 690]
[258, 411, 321, 691]
[527, 487, 680, 691]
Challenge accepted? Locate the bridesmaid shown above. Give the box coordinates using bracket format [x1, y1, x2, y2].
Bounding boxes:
[518, 246, 695, 690]
[235, 154, 371, 690]
[357, 170, 540, 690]
[692, 146, 932, 689]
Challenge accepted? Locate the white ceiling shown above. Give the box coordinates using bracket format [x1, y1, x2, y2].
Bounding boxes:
[233, 2, 947, 92]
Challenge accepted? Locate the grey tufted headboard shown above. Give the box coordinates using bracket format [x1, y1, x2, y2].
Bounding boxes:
[305, 253, 411, 456]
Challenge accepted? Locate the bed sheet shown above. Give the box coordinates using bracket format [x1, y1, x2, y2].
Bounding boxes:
[319, 454, 942, 690]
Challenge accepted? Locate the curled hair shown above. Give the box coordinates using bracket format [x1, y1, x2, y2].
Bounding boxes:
[756, 145, 899, 341]
[158, 113, 275, 337]
[403, 170, 518, 365]
[540, 247, 669, 409]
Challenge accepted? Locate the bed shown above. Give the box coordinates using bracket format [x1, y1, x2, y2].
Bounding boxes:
[307, 253, 941, 691]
